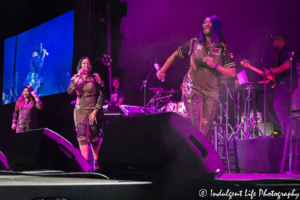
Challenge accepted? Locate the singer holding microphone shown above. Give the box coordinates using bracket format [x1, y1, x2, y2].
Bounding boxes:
[67, 57, 106, 171]
[23, 41, 48, 93]
[156, 15, 236, 142]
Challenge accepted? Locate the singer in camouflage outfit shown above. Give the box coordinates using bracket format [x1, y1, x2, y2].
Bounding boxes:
[68, 57, 105, 170]
[157, 15, 236, 143]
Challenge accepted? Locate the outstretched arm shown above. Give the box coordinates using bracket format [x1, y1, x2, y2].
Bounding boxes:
[156, 51, 180, 80]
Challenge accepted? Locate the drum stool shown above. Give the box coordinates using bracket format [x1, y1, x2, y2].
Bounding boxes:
[213, 123, 231, 173]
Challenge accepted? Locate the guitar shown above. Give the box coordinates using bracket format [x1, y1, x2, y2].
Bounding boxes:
[240, 59, 276, 88]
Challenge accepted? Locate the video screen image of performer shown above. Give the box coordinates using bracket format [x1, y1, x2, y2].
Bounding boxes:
[67, 57, 106, 171]
[105, 77, 125, 107]
[23, 41, 48, 94]
[156, 15, 236, 142]
[263, 33, 298, 135]
[11, 85, 43, 133]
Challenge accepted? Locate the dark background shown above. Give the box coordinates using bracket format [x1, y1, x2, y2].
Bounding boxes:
[0, 0, 300, 155]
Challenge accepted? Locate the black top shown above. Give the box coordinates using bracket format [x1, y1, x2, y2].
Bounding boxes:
[273, 45, 298, 89]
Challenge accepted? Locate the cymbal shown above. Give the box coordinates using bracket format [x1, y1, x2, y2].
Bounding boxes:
[166, 89, 179, 94]
[149, 88, 179, 94]
[149, 88, 169, 93]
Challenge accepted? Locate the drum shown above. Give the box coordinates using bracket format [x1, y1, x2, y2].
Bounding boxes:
[158, 105, 166, 113]
[177, 101, 186, 113]
[166, 102, 178, 112]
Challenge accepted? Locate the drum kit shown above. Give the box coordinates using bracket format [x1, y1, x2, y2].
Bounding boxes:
[147, 88, 187, 117]
[217, 78, 265, 141]
[147, 78, 265, 141]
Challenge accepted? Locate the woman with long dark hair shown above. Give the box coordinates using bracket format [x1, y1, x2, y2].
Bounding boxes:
[67, 57, 105, 171]
[156, 15, 236, 142]
[11, 85, 43, 133]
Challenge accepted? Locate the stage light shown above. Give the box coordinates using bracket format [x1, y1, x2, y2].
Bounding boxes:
[101, 54, 112, 67]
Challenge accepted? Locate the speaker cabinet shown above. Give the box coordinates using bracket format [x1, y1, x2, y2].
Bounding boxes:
[0, 151, 9, 170]
[7, 128, 91, 172]
[98, 112, 225, 178]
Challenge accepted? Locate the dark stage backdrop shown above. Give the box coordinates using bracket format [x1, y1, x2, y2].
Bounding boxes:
[117, 0, 300, 123]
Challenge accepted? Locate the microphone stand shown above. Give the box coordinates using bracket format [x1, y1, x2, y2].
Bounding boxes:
[288, 52, 294, 173]
[140, 65, 155, 115]
[260, 36, 271, 138]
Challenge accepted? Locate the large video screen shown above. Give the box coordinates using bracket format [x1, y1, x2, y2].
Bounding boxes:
[2, 10, 74, 104]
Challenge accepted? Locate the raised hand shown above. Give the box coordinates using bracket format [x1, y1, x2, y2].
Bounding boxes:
[156, 70, 166, 81]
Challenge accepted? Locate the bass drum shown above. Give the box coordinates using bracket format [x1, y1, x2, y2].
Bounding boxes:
[177, 101, 188, 118]
[177, 101, 186, 113]
[166, 102, 178, 112]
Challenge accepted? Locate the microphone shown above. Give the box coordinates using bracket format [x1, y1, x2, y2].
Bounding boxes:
[154, 59, 165, 82]
[43, 49, 49, 56]
[77, 68, 87, 76]
[266, 34, 272, 38]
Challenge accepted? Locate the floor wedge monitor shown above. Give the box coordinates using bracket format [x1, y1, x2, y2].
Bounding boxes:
[98, 112, 225, 178]
[7, 128, 91, 172]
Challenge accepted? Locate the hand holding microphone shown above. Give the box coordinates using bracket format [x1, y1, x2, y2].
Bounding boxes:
[43, 49, 49, 56]
[154, 59, 165, 82]
[77, 67, 88, 77]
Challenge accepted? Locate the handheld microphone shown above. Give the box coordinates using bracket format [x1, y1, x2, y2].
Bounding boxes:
[43, 49, 49, 56]
[154, 59, 165, 82]
[77, 68, 87, 76]
[266, 34, 272, 38]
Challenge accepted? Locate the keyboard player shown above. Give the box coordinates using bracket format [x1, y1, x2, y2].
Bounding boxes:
[105, 77, 124, 107]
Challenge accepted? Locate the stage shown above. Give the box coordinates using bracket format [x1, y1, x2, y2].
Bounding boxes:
[1, 114, 300, 199]
[0, 172, 300, 200]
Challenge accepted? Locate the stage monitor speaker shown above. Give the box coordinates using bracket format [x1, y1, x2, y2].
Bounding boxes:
[98, 112, 225, 178]
[7, 128, 91, 172]
[0, 151, 9, 170]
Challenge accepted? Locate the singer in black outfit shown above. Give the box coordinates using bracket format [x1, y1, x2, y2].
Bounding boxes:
[157, 15, 236, 142]
[23, 41, 48, 93]
[264, 33, 298, 134]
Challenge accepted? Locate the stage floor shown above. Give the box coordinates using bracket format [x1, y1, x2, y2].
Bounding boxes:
[1, 171, 300, 200]
[220, 173, 300, 180]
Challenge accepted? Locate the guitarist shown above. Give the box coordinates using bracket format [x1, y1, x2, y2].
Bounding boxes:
[264, 33, 298, 135]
